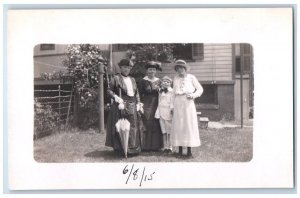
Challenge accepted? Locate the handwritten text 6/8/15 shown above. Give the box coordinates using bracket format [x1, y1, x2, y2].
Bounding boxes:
[122, 164, 155, 187]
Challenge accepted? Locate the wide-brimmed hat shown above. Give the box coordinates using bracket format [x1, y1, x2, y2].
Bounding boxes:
[145, 61, 162, 71]
[118, 59, 133, 67]
[161, 76, 172, 83]
[174, 59, 190, 71]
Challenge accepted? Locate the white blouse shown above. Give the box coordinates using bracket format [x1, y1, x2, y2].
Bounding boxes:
[143, 76, 160, 83]
[173, 74, 203, 98]
[122, 76, 134, 97]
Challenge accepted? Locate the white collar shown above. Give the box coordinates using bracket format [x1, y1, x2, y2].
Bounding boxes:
[143, 76, 159, 82]
[121, 75, 130, 79]
[175, 74, 190, 79]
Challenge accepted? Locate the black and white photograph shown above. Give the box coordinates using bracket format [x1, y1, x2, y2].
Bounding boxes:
[6, 7, 294, 190]
[33, 43, 253, 163]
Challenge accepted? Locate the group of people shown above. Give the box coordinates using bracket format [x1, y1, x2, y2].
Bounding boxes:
[105, 59, 204, 158]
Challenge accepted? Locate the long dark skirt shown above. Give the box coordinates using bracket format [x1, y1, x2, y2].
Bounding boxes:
[105, 99, 143, 155]
[141, 94, 163, 151]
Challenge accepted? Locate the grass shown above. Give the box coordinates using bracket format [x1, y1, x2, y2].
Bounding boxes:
[34, 127, 253, 163]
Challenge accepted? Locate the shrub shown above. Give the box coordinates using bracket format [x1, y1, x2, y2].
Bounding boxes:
[62, 44, 108, 129]
[34, 99, 60, 139]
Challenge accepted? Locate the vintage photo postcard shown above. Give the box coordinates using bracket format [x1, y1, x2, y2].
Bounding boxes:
[7, 8, 294, 190]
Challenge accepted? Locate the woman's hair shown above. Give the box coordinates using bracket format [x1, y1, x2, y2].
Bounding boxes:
[175, 65, 187, 72]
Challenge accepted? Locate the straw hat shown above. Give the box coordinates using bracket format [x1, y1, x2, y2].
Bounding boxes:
[174, 59, 190, 71]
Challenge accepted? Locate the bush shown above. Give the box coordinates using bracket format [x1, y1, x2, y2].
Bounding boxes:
[77, 97, 99, 130]
[34, 99, 60, 139]
[62, 44, 108, 129]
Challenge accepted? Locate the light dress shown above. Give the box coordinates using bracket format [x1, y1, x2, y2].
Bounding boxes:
[171, 74, 203, 147]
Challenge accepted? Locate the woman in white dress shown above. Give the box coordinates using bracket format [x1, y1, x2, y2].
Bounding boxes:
[171, 60, 203, 158]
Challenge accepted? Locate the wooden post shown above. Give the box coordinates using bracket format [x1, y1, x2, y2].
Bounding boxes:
[73, 93, 78, 126]
[98, 63, 105, 133]
[240, 45, 244, 128]
[66, 86, 73, 126]
[108, 44, 113, 76]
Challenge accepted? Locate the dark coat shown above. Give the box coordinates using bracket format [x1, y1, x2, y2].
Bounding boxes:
[105, 74, 143, 155]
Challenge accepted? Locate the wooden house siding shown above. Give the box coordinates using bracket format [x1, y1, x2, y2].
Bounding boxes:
[159, 44, 233, 82]
[34, 55, 67, 78]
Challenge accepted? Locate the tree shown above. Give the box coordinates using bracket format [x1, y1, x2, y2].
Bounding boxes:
[125, 44, 175, 78]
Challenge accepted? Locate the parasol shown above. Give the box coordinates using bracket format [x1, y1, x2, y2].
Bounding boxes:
[115, 87, 131, 158]
[115, 118, 130, 158]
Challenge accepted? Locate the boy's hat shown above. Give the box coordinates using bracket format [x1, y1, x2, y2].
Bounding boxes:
[162, 76, 172, 82]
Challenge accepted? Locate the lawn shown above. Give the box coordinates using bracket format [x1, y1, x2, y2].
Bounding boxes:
[34, 127, 253, 163]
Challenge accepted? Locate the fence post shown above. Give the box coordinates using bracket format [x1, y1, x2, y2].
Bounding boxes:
[66, 86, 73, 126]
[73, 93, 78, 126]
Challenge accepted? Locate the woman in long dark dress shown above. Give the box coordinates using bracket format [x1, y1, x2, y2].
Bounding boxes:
[138, 61, 163, 151]
[105, 59, 144, 156]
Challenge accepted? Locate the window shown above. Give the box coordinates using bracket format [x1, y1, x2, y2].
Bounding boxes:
[195, 84, 218, 105]
[173, 43, 204, 61]
[40, 44, 55, 51]
[173, 44, 193, 60]
[192, 44, 204, 60]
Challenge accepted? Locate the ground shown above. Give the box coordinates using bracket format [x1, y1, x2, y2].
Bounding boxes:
[34, 127, 253, 163]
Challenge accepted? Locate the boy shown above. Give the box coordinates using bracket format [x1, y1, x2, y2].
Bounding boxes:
[155, 76, 174, 153]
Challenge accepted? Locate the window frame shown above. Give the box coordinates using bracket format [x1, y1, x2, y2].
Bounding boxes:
[40, 44, 55, 51]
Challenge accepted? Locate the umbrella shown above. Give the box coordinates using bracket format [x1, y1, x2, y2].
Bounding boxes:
[115, 118, 130, 158]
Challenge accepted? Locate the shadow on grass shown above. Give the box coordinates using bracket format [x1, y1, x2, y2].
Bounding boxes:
[84, 149, 178, 162]
[84, 150, 125, 161]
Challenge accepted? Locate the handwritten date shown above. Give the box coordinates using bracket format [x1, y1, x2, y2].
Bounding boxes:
[122, 164, 155, 187]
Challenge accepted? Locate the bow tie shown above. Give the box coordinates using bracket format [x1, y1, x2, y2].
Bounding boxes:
[160, 88, 168, 93]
